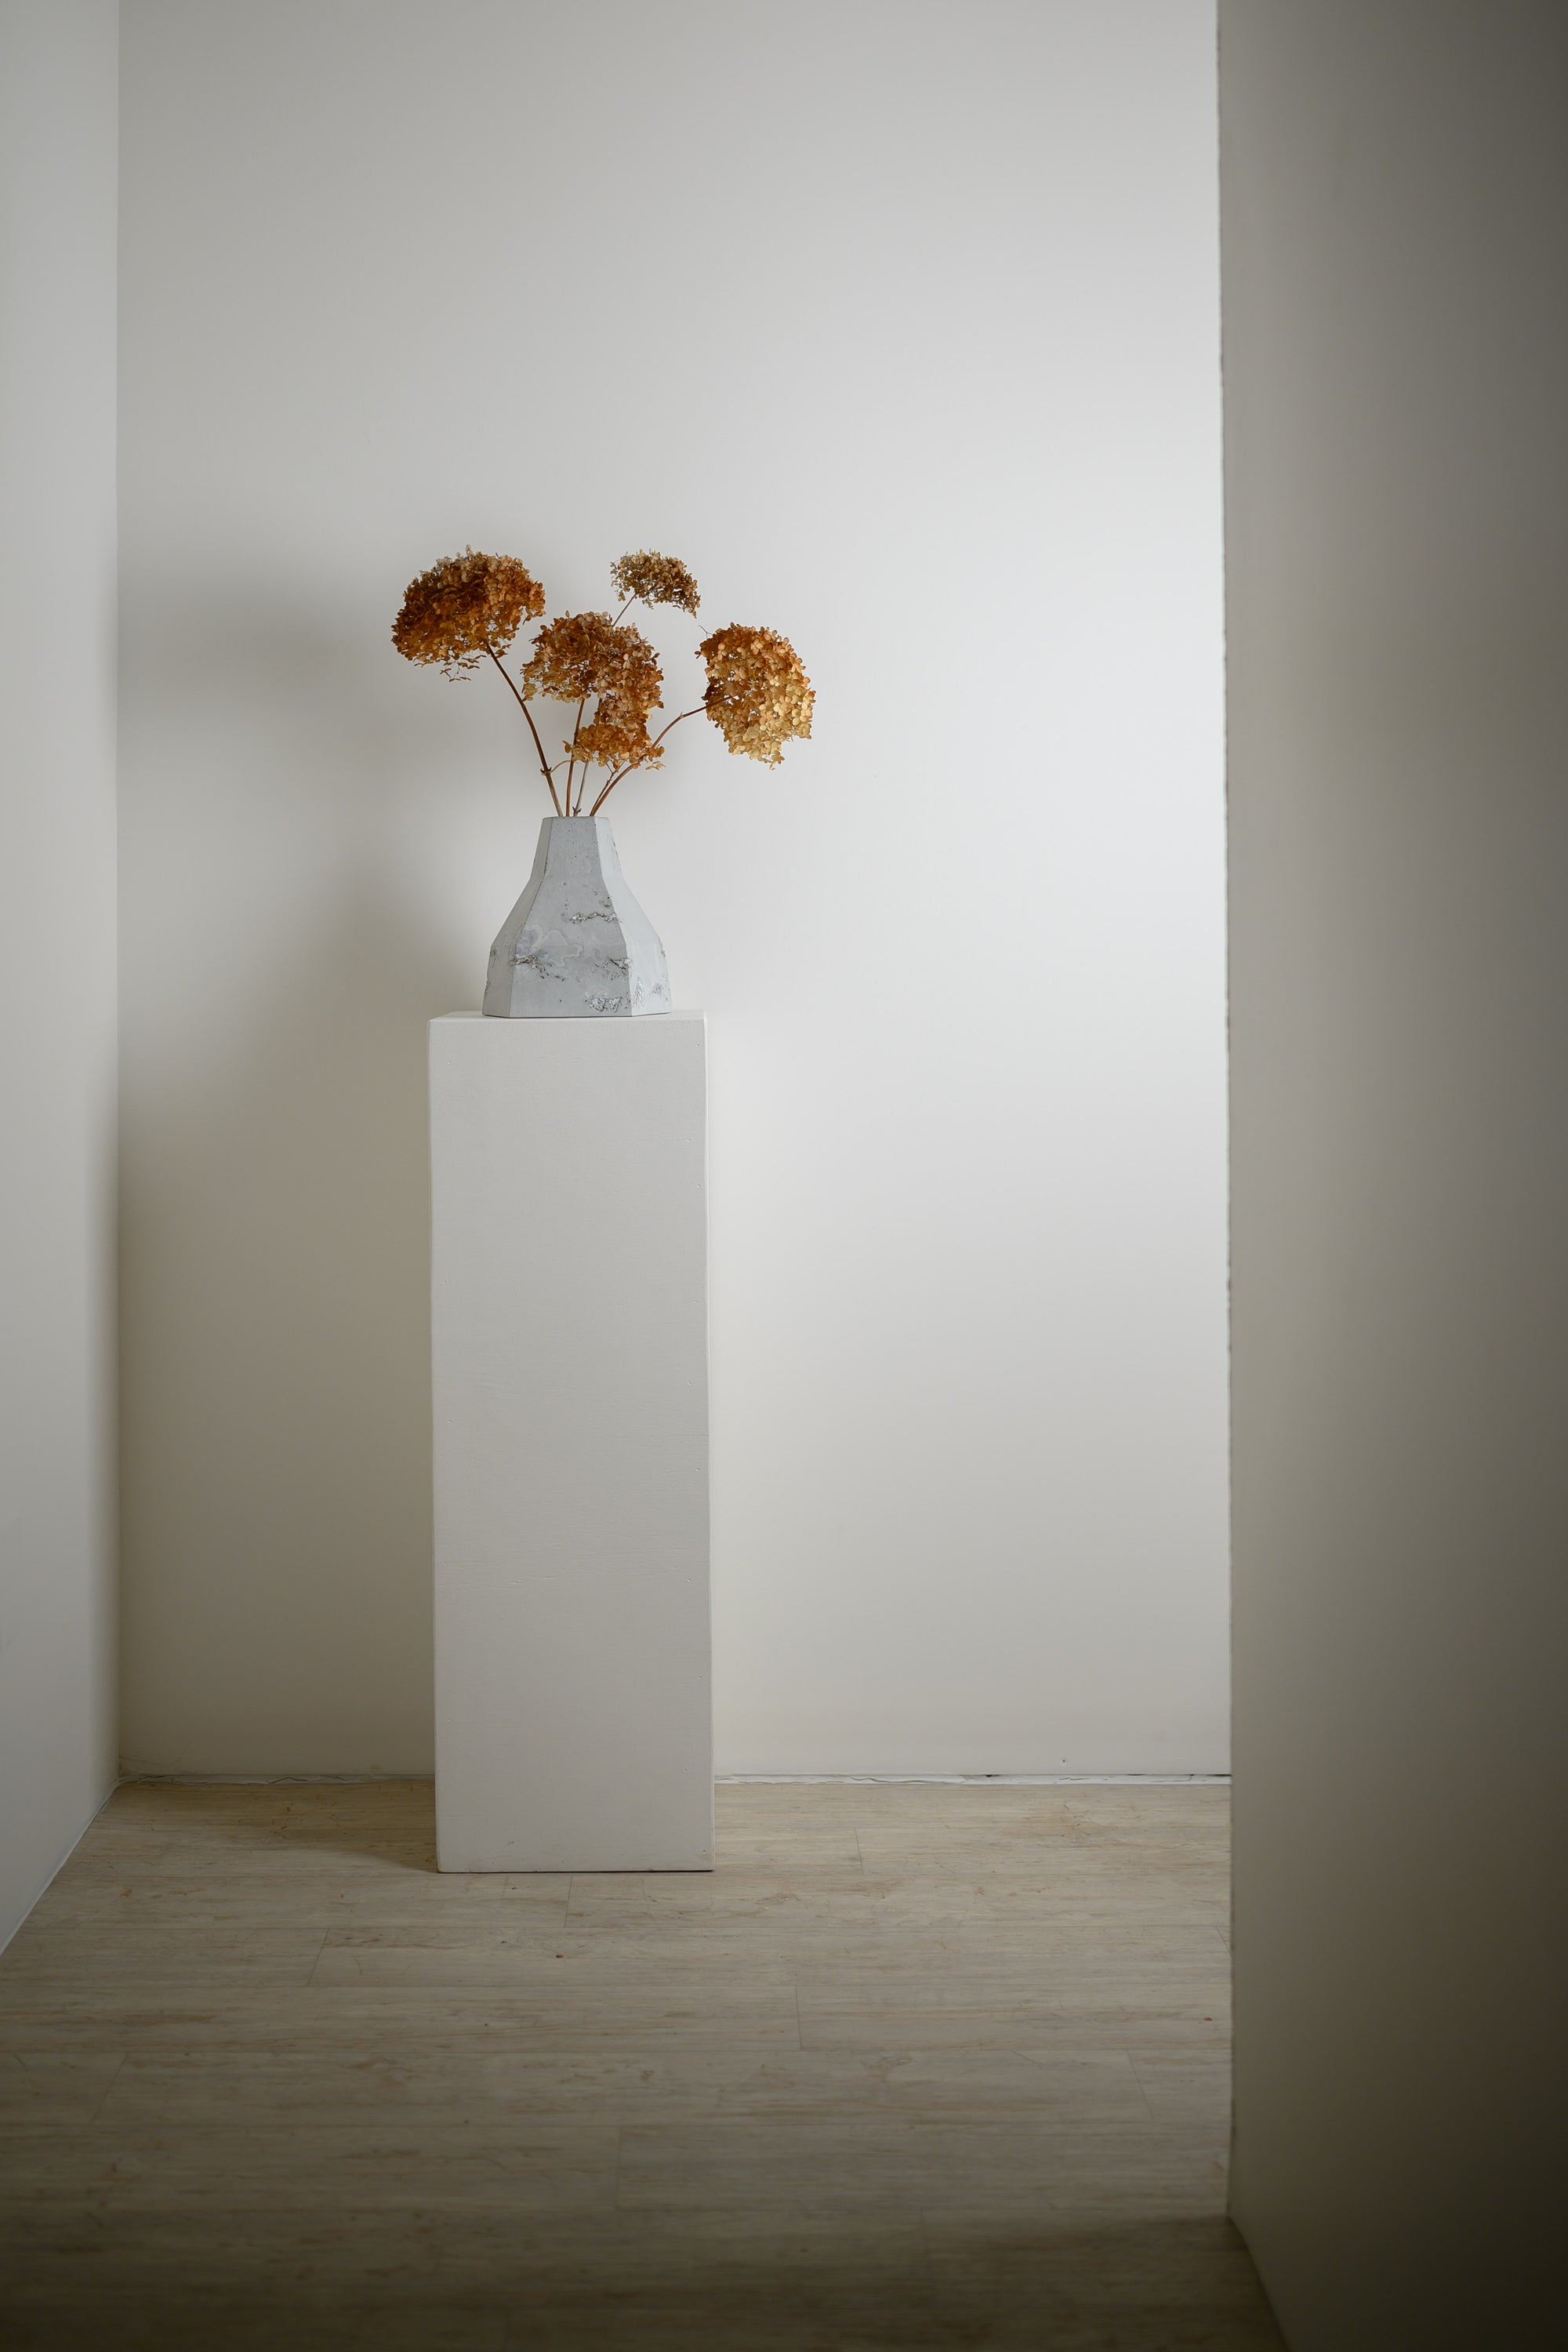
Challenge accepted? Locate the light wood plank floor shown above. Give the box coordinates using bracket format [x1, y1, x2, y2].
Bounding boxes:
[0, 1780, 1282, 2349]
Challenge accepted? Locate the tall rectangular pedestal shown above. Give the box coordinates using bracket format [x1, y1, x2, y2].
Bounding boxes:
[430, 1011, 712, 1871]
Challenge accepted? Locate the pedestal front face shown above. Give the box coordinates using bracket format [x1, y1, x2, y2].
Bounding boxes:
[430, 1012, 712, 1870]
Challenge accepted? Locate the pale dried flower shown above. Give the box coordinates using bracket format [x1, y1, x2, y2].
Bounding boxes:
[610, 550, 701, 615]
[523, 612, 665, 770]
[696, 625, 814, 765]
[392, 548, 546, 677]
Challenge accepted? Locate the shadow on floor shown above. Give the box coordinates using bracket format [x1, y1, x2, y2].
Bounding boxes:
[104, 1778, 441, 1875]
[5, 2212, 1285, 2350]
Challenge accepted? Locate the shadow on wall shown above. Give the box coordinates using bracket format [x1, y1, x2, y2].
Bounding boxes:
[118, 588, 513, 1776]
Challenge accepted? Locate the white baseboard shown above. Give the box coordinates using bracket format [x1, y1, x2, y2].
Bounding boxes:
[119, 1770, 435, 1784]
[717, 1773, 1230, 1785]
[119, 1769, 1229, 1788]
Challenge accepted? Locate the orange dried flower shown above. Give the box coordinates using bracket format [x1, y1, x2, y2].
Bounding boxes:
[572, 696, 662, 773]
[523, 612, 665, 770]
[392, 548, 546, 677]
[393, 544, 810, 814]
[696, 626, 814, 765]
[611, 550, 701, 615]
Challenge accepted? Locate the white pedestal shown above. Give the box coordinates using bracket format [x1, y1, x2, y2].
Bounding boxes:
[430, 1011, 712, 1871]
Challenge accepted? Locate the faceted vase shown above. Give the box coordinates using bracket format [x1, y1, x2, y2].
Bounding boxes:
[481, 815, 671, 1019]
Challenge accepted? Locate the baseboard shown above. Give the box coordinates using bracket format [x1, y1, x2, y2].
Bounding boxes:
[717, 1773, 1231, 1785]
[118, 1769, 1229, 1788]
[118, 1770, 436, 1784]
[116, 1769, 1232, 1788]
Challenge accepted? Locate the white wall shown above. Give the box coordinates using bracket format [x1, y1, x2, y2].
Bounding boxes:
[0, 0, 120, 1942]
[118, 0, 1227, 1776]
[1222, 2, 1568, 2343]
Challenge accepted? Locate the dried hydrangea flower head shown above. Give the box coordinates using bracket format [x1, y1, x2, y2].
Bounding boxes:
[392, 543, 808, 816]
[696, 626, 815, 766]
[572, 695, 662, 775]
[521, 612, 664, 771]
[610, 550, 701, 616]
[391, 549, 546, 677]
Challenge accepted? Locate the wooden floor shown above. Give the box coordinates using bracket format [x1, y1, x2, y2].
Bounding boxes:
[0, 1780, 1282, 2350]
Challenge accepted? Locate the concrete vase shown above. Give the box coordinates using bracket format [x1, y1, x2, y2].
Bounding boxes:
[482, 815, 671, 1019]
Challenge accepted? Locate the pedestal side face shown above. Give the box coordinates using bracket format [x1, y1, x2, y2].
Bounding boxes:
[430, 1013, 711, 1867]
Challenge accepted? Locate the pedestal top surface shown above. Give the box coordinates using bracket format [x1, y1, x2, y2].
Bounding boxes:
[434, 1008, 706, 1026]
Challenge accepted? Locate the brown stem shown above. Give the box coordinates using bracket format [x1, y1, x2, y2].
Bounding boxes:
[588, 707, 704, 816]
[565, 697, 590, 814]
[485, 646, 562, 815]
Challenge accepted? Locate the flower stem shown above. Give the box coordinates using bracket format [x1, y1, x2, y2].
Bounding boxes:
[588, 707, 704, 816]
[566, 697, 590, 813]
[485, 647, 562, 815]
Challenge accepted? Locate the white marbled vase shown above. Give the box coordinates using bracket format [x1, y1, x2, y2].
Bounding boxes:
[482, 815, 672, 1019]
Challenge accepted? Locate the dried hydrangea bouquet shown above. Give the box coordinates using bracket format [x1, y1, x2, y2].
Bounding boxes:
[393, 548, 812, 1017]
